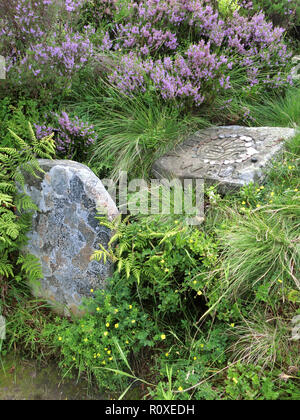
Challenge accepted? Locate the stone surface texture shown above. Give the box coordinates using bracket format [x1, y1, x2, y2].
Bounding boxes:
[153, 126, 296, 191]
[291, 55, 300, 81]
[21, 160, 119, 316]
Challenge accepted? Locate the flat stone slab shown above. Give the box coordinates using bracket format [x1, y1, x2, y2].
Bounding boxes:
[152, 126, 296, 191]
[21, 160, 119, 316]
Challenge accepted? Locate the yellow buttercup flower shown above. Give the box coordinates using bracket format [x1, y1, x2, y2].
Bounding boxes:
[270, 192, 275, 197]
[90, 289, 94, 293]
[178, 386, 183, 391]
[58, 336, 62, 341]
[107, 350, 111, 355]
[197, 291, 202, 296]
[96, 307, 100, 312]
[114, 309, 119, 314]
[278, 279, 282, 284]
[193, 356, 197, 361]
[131, 319, 136, 324]
[129, 305, 133, 309]
[233, 377, 238, 384]
[165, 353, 169, 357]
[83, 338, 88, 342]
[115, 323, 119, 329]
[230, 323, 235, 328]
[106, 322, 110, 328]
[104, 331, 108, 336]
[161, 334, 166, 340]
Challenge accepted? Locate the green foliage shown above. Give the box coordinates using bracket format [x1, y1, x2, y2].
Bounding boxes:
[0, 122, 55, 306]
[0, 97, 54, 148]
[225, 362, 300, 400]
[251, 0, 300, 29]
[93, 214, 218, 319]
[43, 281, 157, 393]
[67, 77, 210, 179]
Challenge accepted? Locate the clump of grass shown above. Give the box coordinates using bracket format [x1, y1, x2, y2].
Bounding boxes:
[66, 76, 210, 180]
[228, 312, 298, 369]
[217, 204, 299, 300]
[209, 85, 300, 128]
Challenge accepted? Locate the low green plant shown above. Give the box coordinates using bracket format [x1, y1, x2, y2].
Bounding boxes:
[93, 214, 218, 320]
[67, 77, 210, 180]
[0, 122, 55, 317]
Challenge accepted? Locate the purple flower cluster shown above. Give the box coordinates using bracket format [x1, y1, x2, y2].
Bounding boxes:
[0, 0, 94, 97]
[35, 112, 97, 159]
[101, 0, 292, 105]
[109, 41, 230, 105]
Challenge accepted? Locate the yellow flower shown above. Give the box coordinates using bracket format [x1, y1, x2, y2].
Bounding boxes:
[104, 331, 108, 336]
[230, 323, 235, 328]
[165, 353, 169, 357]
[106, 322, 110, 328]
[131, 319, 136, 324]
[109, 357, 113, 361]
[160, 259, 165, 264]
[90, 289, 94, 293]
[270, 192, 275, 197]
[96, 307, 100, 312]
[114, 309, 119, 314]
[97, 353, 101, 357]
[83, 338, 88, 342]
[175, 220, 179, 224]
[233, 377, 238, 384]
[193, 280, 197, 284]
[178, 386, 183, 391]
[102, 361, 106, 365]
[197, 290, 202, 296]
[200, 344, 204, 349]
[288, 165, 293, 170]
[94, 354, 97, 358]
[165, 268, 169, 273]
[260, 186, 264, 190]
[242, 201, 246, 205]
[72, 357, 76, 361]
[269, 200, 273, 204]
[161, 334, 166, 340]
[115, 323, 119, 329]
[294, 188, 299, 192]
[256, 204, 261, 208]
[129, 305, 133, 309]
[58, 336, 62, 341]
[193, 356, 197, 361]
[278, 279, 283, 284]
[126, 340, 129, 344]
[107, 350, 111, 355]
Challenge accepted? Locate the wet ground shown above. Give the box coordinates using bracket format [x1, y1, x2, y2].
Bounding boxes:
[0, 354, 103, 400]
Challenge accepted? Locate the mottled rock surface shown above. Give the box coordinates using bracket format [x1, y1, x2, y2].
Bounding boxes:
[153, 126, 296, 192]
[21, 160, 119, 316]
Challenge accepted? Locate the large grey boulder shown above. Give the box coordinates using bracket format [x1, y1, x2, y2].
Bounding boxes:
[21, 160, 119, 316]
[153, 126, 296, 192]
